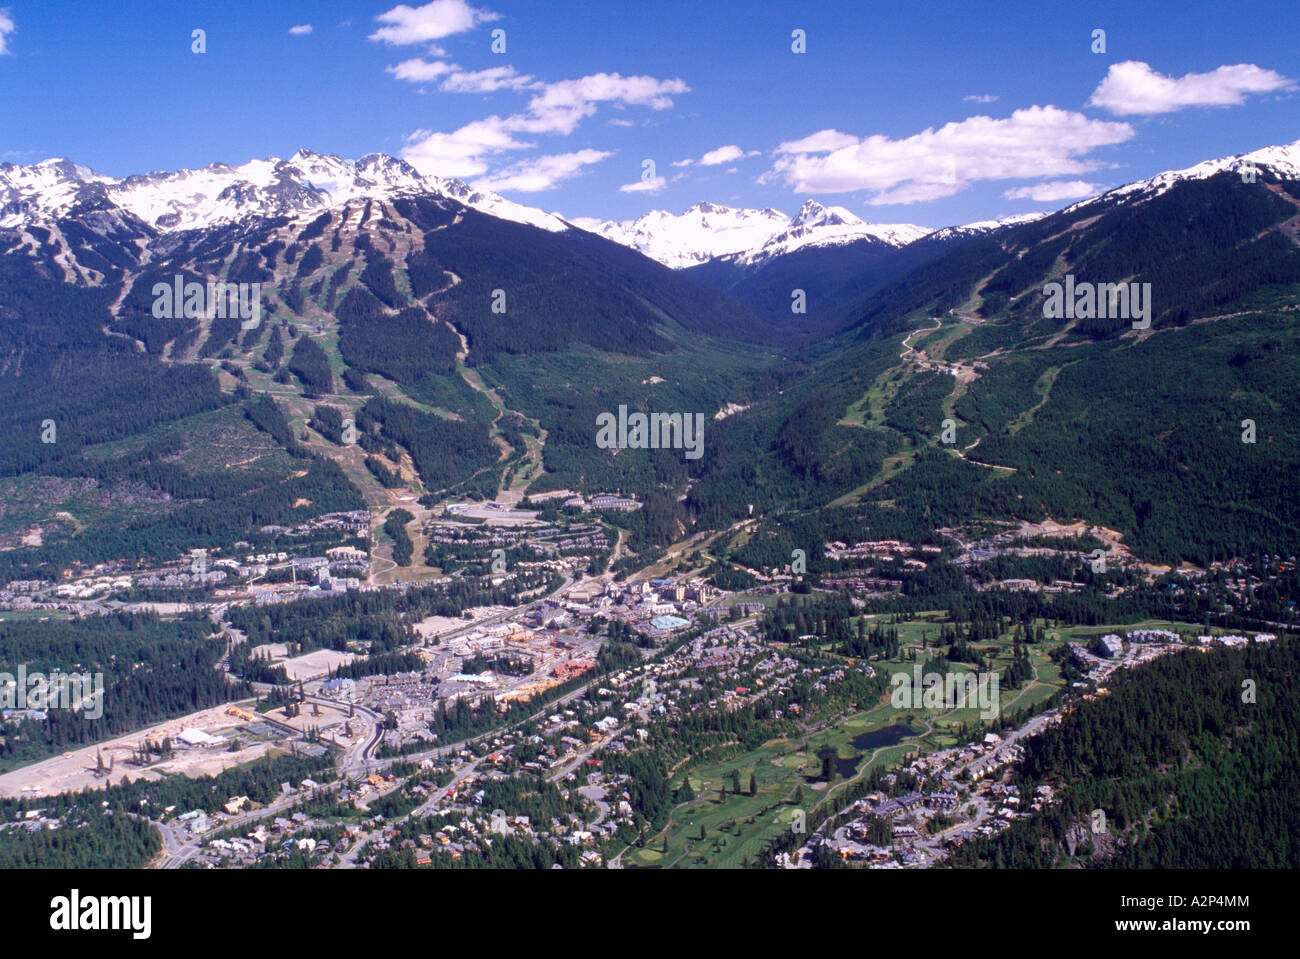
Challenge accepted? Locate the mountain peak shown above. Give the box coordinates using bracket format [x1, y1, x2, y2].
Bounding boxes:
[793, 198, 827, 219]
[584, 201, 924, 269]
[0, 152, 573, 235]
[26, 157, 101, 181]
[791, 198, 864, 229]
[1068, 139, 1300, 213]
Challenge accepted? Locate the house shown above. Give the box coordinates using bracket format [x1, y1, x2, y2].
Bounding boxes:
[591, 495, 640, 512]
[178, 727, 223, 748]
[1097, 634, 1124, 658]
[897, 792, 925, 811]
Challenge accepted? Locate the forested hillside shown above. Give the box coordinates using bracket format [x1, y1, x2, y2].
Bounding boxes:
[683, 169, 1300, 566]
[950, 639, 1299, 868]
[3, 153, 1300, 575]
[852, 171, 1300, 343]
[683, 232, 960, 345]
[0, 613, 242, 771]
[416, 206, 772, 360]
[0, 254, 364, 579]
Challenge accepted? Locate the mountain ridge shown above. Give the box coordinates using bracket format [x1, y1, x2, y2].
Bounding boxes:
[6, 137, 1299, 275]
[574, 199, 932, 270]
[0, 149, 573, 235]
[1, 136, 1299, 575]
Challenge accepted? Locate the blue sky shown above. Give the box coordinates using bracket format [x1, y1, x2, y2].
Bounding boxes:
[1, 0, 1296, 228]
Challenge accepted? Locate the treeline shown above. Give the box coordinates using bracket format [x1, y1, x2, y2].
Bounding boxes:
[288, 335, 334, 395]
[0, 613, 245, 769]
[384, 509, 414, 566]
[951, 639, 1299, 868]
[0, 750, 334, 869]
[358, 397, 497, 493]
[330, 650, 425, 679]
[335, 286, 460, 383]
[226, 571, 558, 667]
[366, 455, 403, 488]
[415, 209, 716, 361]
[0, 449, 363, 581]
[855, 171, 1300, 342]
[245, 392, 299, 450]
[308, 403, 350, 445]
[0, 805, 160, 869]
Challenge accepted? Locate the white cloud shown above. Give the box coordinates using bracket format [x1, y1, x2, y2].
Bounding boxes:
[963, 94, 998, 103]
[0, 9, 15, 55]
[402, 117, 532, 178]
[389, 69, 685, 129]
[388, 58, 454, 82]
[377, 0, 501, 46]
[390, 59, 532, 92]
[399, 72, 688, 180]
[288, 24, 313, 36]
[700, 145, 744, 166]
[441, 65, 537, 93]
[1003, 180, 1097, 202]
[766, 106, 1134, 205]
[471, 149, 612, 192]
[518, 73, 688, 136]
[369, 0, 499, 46]
[609, 118, 635, 128]
[699, 144, 759, 166]
[670, 145, 759, 169]
[868, 181, 965, 205]
[1087, 60, 1295, 116]
[776, 129, 861, 154]
[619, 176, 668, 194]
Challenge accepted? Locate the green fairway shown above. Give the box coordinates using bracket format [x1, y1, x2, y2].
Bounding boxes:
[621, 611, 1120, 868]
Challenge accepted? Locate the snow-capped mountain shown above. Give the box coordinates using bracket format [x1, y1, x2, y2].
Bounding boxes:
[739, 200, 930, 265]
[573, 202, 790, 269]
[0, 150, 572, 234]
[923, 212, 1050, 243]
[580, 141, 1300, 272]
[576, 200, 930, 270]
[926, 141, 1300, 238]
[6, 139, 1295, 279]
[1066, 139, 1300, 213]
